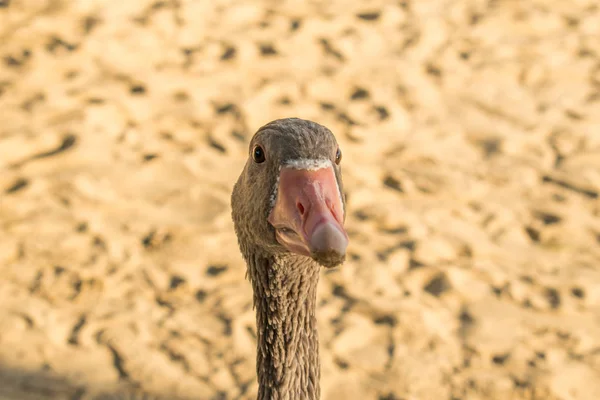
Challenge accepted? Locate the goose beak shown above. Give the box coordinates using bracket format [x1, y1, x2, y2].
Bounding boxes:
[268, 162, 348, 268]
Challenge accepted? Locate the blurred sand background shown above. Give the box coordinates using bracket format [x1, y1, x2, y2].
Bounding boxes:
[1, 0, 600, 399]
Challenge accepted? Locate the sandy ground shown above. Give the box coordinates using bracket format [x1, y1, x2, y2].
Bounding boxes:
[1, 0, 600, 399]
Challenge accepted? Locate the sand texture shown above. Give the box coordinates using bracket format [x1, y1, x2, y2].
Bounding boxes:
[1, 0, 600, 399]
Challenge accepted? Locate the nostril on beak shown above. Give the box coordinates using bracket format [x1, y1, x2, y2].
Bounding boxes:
[297, 202, 305, 215]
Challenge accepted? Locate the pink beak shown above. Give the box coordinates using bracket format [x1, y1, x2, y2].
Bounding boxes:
[267, 164, 348, 267]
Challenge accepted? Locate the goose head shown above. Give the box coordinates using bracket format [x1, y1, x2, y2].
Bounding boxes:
[231, 118, 348, 268]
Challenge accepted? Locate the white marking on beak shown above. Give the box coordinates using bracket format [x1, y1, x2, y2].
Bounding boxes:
[269, 165, 281, 209]
[284, 158, 332, 171]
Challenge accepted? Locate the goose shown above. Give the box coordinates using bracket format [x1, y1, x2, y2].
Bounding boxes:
[231, 117, 349, 400]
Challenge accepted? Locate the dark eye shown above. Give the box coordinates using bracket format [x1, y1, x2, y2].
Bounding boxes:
[335, 148, 342, 165]
[253, 145, 266, 163]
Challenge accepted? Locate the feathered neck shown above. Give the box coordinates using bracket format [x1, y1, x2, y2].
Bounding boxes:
[246, 252, 321, 400]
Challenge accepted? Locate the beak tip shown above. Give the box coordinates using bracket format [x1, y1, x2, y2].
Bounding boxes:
[310, 223, 348, 254]
[309, 223, 348, 267]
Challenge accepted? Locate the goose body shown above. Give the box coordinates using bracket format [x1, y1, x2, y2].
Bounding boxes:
[231, 118, 348, 400]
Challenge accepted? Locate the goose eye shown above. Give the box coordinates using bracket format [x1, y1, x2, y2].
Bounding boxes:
[253, 145, 266, 163]
[335, 148, 342, 165]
